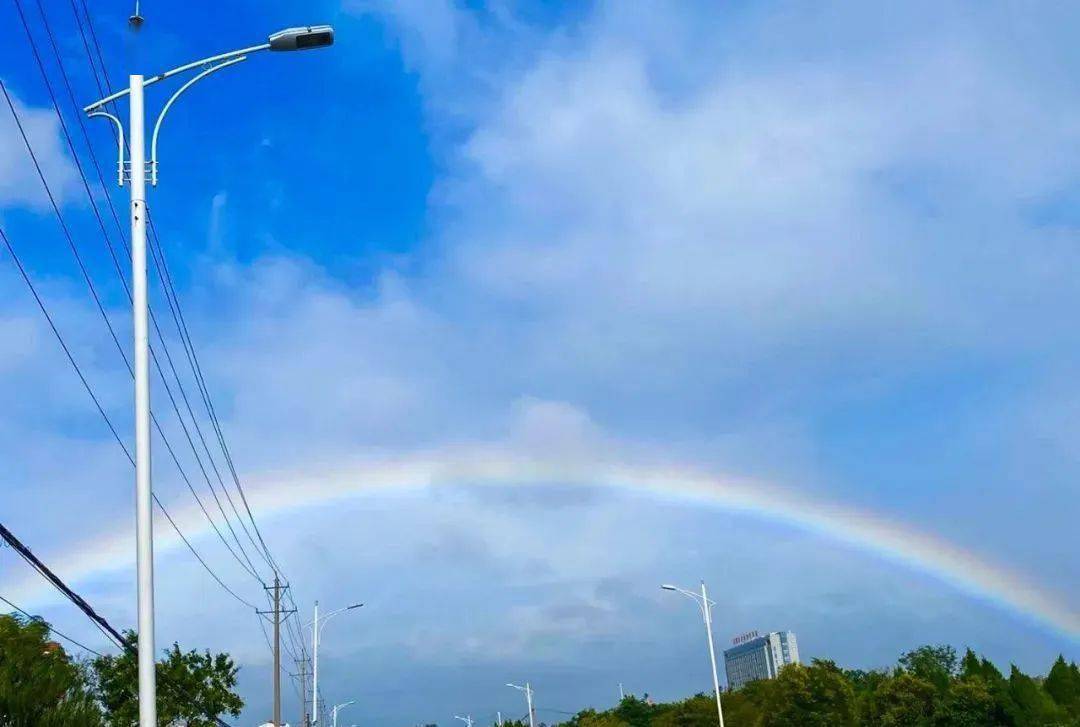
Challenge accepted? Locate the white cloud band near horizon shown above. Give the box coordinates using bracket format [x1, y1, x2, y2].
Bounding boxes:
[13, 445, 1078, 642]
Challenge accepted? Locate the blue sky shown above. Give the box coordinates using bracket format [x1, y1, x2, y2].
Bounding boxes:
[1, 0, 1078, 725]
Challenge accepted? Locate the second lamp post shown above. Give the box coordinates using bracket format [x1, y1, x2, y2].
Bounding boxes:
[662, 581, 725, 727]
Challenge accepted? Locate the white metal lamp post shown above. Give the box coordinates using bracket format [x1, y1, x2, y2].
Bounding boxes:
[331, 700, 355, 727]
[506, 683, 535, 727]
[661, 582, 725, 727]
[307, 602, 362, 725]
[454, 714, 474, 727]
[83, 24, 334, 727]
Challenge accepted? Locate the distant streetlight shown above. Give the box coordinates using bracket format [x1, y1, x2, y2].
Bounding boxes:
[83, 25, 333, 727]
[306, 602, 362, 725]
[454, 714, 474, 727]
[331, 700, 355, 727]
[506, 683, 536, 727]
[661, 582, 725, 726]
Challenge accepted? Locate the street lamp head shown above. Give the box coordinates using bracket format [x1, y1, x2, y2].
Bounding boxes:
[347, 603, 363, 610]
[661, 584, 677, 591]
[268, 25, 335, 52]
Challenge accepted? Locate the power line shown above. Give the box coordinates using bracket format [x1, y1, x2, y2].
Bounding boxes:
[257, 608, 298, 687]
[0, 78, 263, 592]
[146, 215, 282, 578]
[25, 0, 132, 298]
[67, 0, 106, 102]
[0, 521, 128, 649]
[0, 523, 234, 727]
[0, 76, 259, 607]
[4, 4, 288, 719]
[0, 223, 131, 464]
[10, 7, 272, 594]
[72, 0, 290, 589]
[0, 223, 255, 612]
[14, 1, 298, 676]
[0, 66, 128, 371]
[75, 0, 115, 106]
[23, 0, 272, 587]
[0, 592, 105, 657]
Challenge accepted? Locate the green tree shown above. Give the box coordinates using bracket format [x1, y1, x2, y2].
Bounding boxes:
[846, 668, 890, 694]
[613, 694, 660, 727]
[758, 660, 856, 727]
[959, 648, 1005, 685]
[718, 688, 764, 727]
[567, 708, 630, 727]
[959, 648, 983, 682]
[92, 630, 243, 727]
[864, 672, 937, 726]
[1004, 664, 1066, 727]
[899, 645, 958, 691]
[1044, 656, 1080, 718]
[649, 694, 715, 727]
[934, 677, 1004, 727]
[0, 613, 103, 726]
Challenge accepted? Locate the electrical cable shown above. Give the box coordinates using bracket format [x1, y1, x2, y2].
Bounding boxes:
[0, 521, 128, 649]
[0, 223, 256, 612]
[23, 0, 271, 586]
[1, 77, 263, 586]
[19, 5, 304, 687]
[75, 0, 289, 585]
[0, 592, 105, 657]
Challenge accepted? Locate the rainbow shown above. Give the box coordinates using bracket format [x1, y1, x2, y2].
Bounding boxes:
[11, 447, 1079, 640]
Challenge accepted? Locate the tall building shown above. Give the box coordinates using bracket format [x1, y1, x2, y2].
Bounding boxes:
[723, 630, 800, 690]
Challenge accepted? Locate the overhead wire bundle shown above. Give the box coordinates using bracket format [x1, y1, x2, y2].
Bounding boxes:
[0, 0, 310, 711]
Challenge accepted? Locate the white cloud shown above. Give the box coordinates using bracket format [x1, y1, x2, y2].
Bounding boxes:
[508, 397, 604, 459]
[446, 33, 1080, 357]
[150, 0, 1080, 574]
[4, 2, 1080, 721]
[351, 0, 463, 72]
[0, 84, 79, 210]
[324, 0, 1080, 581]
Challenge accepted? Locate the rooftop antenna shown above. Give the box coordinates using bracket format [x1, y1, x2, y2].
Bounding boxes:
[129, 0, 144, 30]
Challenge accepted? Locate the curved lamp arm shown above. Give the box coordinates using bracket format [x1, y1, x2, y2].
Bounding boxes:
[318, 603, 362, 635]
[87, 111, 125, 186]
[150, 56, 248, 186]
[82, 25, 334, 114]
[83, 43, 269, 113]
[303, 603, 363, 632]
[661, 583, 715, 621]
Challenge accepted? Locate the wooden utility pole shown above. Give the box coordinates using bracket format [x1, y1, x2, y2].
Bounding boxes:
[296, 658, 311, 727]
[258, 578, 295, 726]
[273, 577, 281, 725]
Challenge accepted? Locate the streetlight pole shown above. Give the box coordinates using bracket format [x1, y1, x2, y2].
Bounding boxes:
[455, 714, 474, 727]
[662, 582, 725, 727]
[128, 69, 155, 727]
[331, 700, 354, 727]
[83, 25, 334, 727]
[307, 602, 362, 725]
[507, 683, 535, 727]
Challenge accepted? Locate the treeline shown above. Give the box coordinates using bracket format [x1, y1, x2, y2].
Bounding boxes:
[0, 613, 243, 726]
[543, 645, 1080, 727]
